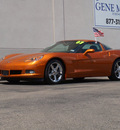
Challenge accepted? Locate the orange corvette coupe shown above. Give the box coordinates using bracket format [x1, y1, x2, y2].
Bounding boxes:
[0, 40, 120, 84]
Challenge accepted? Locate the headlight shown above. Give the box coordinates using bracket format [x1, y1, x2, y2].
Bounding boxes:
[0, 57, 5, 62]
[25, 55, 44, 62]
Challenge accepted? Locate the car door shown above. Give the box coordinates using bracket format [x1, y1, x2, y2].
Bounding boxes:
[75, 42, 110, 77]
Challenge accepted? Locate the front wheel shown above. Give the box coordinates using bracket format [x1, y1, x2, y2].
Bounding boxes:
[108, 59, 120, 81]
[45, 59, 65, 84]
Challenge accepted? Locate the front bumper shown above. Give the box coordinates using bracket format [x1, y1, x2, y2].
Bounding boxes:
[0, 70, 42, 78]
[0, 63, 45, 79]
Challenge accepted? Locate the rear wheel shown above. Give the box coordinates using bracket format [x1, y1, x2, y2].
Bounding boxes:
[109, 59, 120, 81]
[45, 59, 65, 84]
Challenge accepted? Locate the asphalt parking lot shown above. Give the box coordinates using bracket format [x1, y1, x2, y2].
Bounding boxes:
[0, 77, 120, 130]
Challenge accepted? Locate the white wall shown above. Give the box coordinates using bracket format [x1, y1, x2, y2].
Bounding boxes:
[0, 0, 54, 48]
[0, 0, 120, 49]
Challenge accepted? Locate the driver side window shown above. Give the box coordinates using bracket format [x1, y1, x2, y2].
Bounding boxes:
[81, 42, 102, 53]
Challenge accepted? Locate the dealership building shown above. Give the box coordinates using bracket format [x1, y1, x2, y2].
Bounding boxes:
[0, 0, 120, 53]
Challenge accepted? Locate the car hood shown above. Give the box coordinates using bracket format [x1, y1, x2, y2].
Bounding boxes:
[3, 52, 49, 62]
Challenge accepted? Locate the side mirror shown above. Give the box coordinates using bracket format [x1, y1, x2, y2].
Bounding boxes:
[83, 49, 95, 55]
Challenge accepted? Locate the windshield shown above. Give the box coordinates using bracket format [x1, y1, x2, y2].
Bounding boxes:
[42, 41, 86, 53]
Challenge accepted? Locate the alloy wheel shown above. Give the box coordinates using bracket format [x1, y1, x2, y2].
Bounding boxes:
[114, 60, 120, 79]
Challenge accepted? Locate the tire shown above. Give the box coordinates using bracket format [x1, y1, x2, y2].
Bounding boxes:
[108, 59, 120, 81]
[7, 79, 20, 84]
[45, 59, 65, 84]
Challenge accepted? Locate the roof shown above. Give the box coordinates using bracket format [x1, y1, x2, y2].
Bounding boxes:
[61, 39, 96, 42]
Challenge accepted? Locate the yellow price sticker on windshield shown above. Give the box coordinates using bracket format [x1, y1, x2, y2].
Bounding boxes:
[76, 41, 84, 44]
